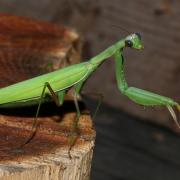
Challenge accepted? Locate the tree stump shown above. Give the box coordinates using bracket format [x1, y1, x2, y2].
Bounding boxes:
[0, 14, 95, 180]
[0, 102, 95, 180]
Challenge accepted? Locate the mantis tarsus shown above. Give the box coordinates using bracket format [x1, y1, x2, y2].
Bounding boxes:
[0, 33, 179, 151]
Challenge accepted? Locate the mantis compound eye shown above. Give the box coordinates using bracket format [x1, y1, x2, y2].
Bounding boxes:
[125, 40, 133, 47]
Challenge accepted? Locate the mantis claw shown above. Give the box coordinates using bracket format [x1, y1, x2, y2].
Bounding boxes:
[167, 105, 180, 128]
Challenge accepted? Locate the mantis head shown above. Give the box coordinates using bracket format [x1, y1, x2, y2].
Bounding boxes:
[125, 33, 144, 50]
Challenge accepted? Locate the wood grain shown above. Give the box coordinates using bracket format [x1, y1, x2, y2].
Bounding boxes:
[0, 102, 95, 180]
[0, 13, 81, 87]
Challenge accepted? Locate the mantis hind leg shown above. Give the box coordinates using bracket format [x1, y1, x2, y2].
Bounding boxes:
[23, 82, 65, 145]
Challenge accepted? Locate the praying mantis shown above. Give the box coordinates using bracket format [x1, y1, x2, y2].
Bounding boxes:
[0, 33, 179, 145]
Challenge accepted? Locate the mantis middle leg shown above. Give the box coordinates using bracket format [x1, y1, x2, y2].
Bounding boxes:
[81, 91, 104, 119]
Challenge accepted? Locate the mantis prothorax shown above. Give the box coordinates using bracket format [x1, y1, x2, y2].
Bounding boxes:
[0, 33, 179, 145]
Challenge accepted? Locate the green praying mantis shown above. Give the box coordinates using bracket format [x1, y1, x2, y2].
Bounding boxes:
[0, 33, 180, 145]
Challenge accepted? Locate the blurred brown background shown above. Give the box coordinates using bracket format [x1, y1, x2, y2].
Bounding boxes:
[0, 1, 180, 180]
[0, 0, 179, 129]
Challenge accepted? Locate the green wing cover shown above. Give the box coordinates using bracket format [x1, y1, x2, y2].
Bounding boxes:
[0, 62, 89, 105]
